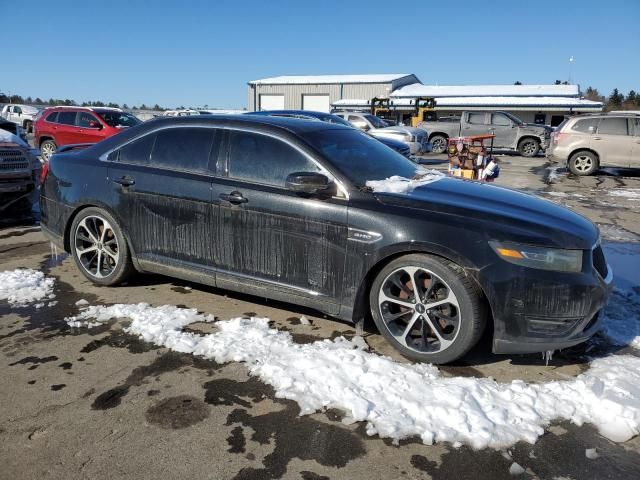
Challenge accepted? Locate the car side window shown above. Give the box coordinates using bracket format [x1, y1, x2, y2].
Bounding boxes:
[491, 114, 510, 126]
[14, 106, 22, 115]
[467, 113, 486, 125]
[45, 112, 58, 123]
[150, 127, 219, 173]
[57, 111, 77, 126]
[572, 118, 599, 133]
[227, 130, 320, 187]
[116, 133, 157, 165]
[597, 117, 629, 136]
[77, 112, 100, 128]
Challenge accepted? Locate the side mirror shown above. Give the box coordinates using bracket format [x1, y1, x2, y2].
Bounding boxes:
[352, 121, 370, 131]
[286, 172, 334, 195]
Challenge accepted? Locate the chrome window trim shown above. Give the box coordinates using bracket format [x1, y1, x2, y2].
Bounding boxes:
[99, 124, 350, 200]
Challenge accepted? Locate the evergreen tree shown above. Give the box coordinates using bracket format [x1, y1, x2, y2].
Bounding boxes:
[608, 88, 624, 107]
[514, 81, 522, 85]
[34, 97, 43, 105]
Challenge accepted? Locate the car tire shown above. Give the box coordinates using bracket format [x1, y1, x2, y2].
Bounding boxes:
[40, 139, 57, 161]
[430, 135, 448, 154]
[369, 254, 486, 364]
[70, 207, 134, 286]
[518, 138, 540, 157]
[568, 151, 598, 176]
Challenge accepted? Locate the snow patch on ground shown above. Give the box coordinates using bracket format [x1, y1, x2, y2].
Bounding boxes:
[0, 269, 55, 307]
[66, 303, 640, 449]
[366, 169, 444, 194]
[609, 189, 640, 200]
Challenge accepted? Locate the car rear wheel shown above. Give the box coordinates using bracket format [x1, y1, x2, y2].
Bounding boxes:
[568, 151, 598, 176]
[70, 208, 133, 286]
[40, 140, 57, 161]
[518, 138, 540, 157]
[430, 135, 448, 154]
[369, 254, 486, 364]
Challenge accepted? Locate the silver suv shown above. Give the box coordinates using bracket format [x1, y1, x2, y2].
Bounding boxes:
[547, 113, 640, 175]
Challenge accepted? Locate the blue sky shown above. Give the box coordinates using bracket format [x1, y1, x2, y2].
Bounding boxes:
[4, 0, 639, 108]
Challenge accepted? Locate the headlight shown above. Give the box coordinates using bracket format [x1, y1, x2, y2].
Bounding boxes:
[489, 241, 583, 272]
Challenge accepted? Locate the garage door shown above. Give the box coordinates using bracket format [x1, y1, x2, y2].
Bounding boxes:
[259, 94, 285, 111]
[302, 94, 330, 113]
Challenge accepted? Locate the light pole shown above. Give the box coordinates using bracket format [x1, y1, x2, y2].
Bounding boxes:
[569, 56, 575, 84]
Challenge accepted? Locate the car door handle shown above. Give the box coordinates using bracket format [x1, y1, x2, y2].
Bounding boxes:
[219, 191, 248, 204]
[592, 137, 602, 140]
[113, 176, 135, 186]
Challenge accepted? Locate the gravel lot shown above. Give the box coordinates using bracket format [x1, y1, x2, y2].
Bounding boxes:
[1, 153, 640, 480]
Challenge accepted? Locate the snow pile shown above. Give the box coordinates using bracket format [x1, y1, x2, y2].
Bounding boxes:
[66, 303, 640, 449]
[602, 288, 640, 349]
[366, 169, 444, 194]
[609, 189, 640, 201]
[0, 269, 55, 307]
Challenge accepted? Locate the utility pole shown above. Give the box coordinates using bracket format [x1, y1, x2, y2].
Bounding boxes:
[568, 56, 575, 84]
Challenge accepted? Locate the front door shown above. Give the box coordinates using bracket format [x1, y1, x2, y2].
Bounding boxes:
[489, 112, 518, 148]
[212, 129, 348, 313]
[75, 112, 106, 144]
[593, 117, 633, 167]
[107, 126, 221, 269]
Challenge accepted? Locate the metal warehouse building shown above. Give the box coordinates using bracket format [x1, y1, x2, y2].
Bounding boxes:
[247, 74, 420, 113]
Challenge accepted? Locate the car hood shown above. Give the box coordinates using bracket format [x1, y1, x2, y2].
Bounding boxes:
[374, 177, 599, 249]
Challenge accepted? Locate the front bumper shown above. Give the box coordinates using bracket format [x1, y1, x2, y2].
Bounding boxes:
[480, 253, 613, 355]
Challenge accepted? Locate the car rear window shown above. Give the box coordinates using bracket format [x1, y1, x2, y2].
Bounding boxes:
[57, 111, 77, 126]
[597, 117, 629, 136]
[571, 118, 599, 133]
[151, 127, 219, 173]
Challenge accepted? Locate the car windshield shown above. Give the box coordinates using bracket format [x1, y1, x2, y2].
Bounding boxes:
[364, 114, 388, 129]
[96, 111, 141, 128]
[305, 129, 418, 187]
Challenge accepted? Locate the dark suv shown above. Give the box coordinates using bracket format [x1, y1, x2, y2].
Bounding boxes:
[40, 116, 611, 364]
[34, 107, 141, 160]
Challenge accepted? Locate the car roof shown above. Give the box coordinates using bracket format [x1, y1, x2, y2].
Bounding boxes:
[145, 114, 350, 134]
[248, 110, 331, 118]
[46, 106, 123, 113]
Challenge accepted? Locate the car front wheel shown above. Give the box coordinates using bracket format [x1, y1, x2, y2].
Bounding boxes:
[70, 207, 133, 286]
[369, 254, 485, 364]
[518, 138, 540, 157]
[40, 140, 57, 161]
[568, 151, 598, 176]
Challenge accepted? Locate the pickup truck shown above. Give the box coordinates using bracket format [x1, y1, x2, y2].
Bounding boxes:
[418, 111, 551, 157]
[0, 130, 41, 215]
[1, 104, 39, 133]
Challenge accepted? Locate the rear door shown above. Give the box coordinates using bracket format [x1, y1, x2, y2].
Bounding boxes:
[593, 117, 633, 167]
[489, 113, 518, 148]
[211, 129, 348, 312]
[75, 112, 106, 144]
[107, 126, 221, 270]
[461, 112, 489, 137]
[55, 111, 80, 146]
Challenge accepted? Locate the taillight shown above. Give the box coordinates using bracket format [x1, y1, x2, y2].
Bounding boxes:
[553, 132, 567, 145]
[40, 161, 50, 184]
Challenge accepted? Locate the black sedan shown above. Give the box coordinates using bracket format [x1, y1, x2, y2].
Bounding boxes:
[40, 116, 612, 364]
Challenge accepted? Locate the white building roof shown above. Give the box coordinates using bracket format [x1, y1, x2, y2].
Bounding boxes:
[249, 74, 413, 85]
[391, 83, 581, 98]
[332, 96, 603, 111]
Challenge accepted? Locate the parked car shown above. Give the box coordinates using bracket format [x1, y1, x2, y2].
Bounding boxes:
[333, 112, 431, 155]
[247, 110, 411, 157]
[34, 107, 141, 160]
[0, 130, 41, 215]
[547, 113, 640, 175]
[0, 104, 39, 133]
[40, 115, 612, 364]
[419, 111, 551, 157]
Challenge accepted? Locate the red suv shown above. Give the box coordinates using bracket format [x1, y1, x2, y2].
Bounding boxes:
[34, 107, 141, 160]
